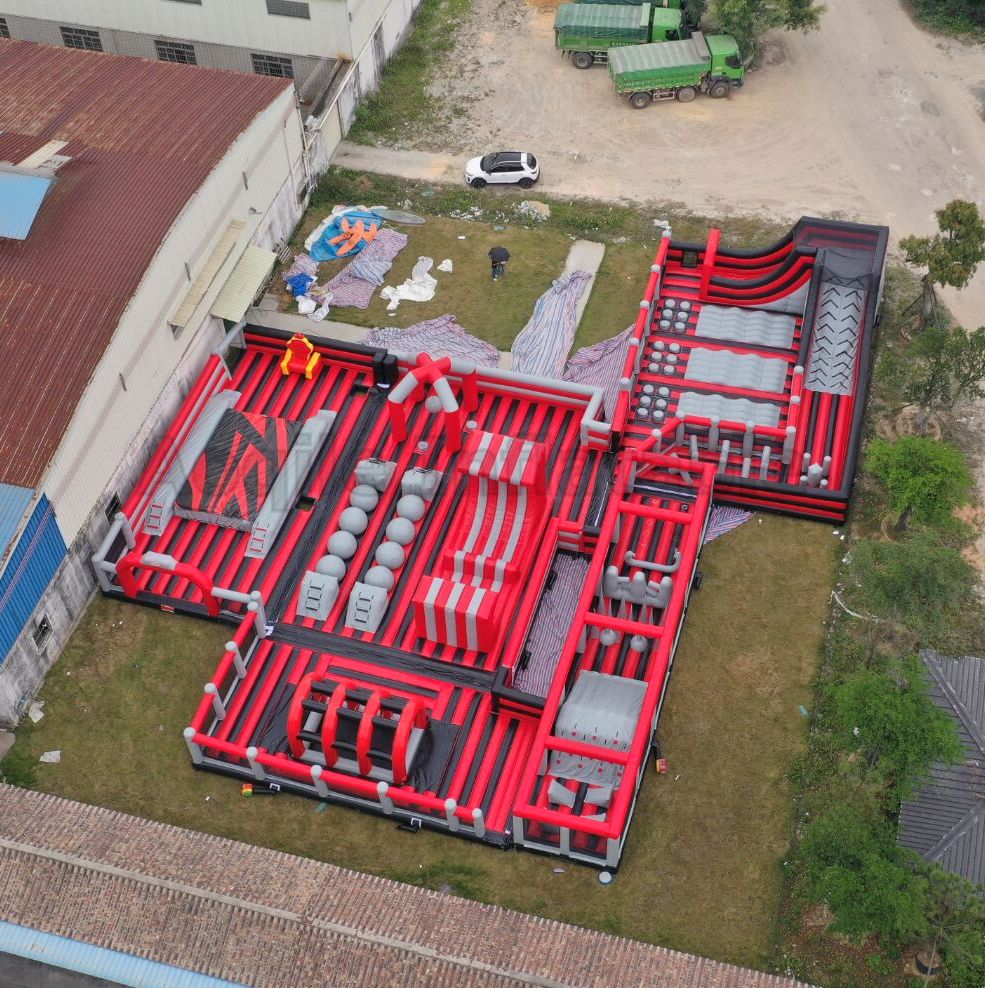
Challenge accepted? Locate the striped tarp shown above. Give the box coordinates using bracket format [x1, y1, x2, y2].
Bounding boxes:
[515, 553, 590, 697]
[362, 315, 501, 367]
[564, 323, 634, 420]
[511, 271, 592, 378]
[323, 228, 408, 308]
[703, 506, 755, 544]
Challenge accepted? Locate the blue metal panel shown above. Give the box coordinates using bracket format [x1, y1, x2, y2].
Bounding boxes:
[0, 482, 33, 562]
[0, 495, 67, 662]
[0, 170, 54, 240]
[0, 920, 247, 987]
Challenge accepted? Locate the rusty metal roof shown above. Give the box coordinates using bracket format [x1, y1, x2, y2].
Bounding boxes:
[0, 785, 816, 988]
[0, 40, 291, 489]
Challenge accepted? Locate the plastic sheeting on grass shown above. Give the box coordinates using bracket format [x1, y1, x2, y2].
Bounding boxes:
[362, 314, 501, 367]
[323, 228, 408, 309]
[511, 271, 592, 378]
[380, 256, 437, 313]
[703, 506, 755, 544]
[564, 323, 634, 420]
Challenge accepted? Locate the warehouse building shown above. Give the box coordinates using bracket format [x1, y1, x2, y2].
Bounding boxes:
[0, 39, 309, 724]
[0, 0, 422, 164]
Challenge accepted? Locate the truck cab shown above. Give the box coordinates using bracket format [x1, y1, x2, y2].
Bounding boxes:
[706, 34, 744, 85]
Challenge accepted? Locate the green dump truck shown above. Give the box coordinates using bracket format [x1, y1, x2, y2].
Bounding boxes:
[608, 32, 744, 107]
[555, 3, 685, 68]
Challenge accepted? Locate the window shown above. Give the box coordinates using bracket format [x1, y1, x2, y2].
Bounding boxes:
[32, 616, 52, 652]
[266, 0, 311, 18]
[60, 26, 102, 51]
[251, 53, 294, 79]
[155, 39, 197, 64]
[0, 18, 10, 39]
[104, 493, 123, 524]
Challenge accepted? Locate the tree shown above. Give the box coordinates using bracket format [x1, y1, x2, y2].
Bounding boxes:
[827, 654, 962, 793]
[920, 869, 985, 988]
[682, 0, 708, 27]
[900, 200, 985, 327]
[848, 533, 976, 645]
[866, 436, 972, 532]
[709, 0, 825, 62]
[799, 800, 929, 939]
[906, 324, 985, 418]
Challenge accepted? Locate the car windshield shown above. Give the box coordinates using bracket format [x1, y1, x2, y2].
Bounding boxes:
[480, 153, 497, 171]
[527, 154, 537, 169]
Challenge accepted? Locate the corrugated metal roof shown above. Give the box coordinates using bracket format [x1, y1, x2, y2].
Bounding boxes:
[898, 650, 985, 885]
[0, 482, 33, 564]
[0, 920, 246, 987]
[0, 39, 292, 489]
[0, 168, 54, 239]
[171, 220, 245, 328]
[608, 34, 708, 74]
[211, 245, 277, 323]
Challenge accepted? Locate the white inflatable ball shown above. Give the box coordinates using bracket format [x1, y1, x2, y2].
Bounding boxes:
[396, 494, 426, 522]
[375, 541, 406, 569]
[315, 555, 346, 579]
[327, 530, 357, 560]
[425, 394, 442, 413]
[338, 507, 369, 535]
[386, 517, 416, 545]
[349, 484, 379, 512]
[364, 566, 395, 590]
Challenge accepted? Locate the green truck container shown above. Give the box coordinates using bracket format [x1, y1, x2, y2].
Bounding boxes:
[608, 32, 744, 107]
[554, 3, 685, 68]
[576, 0, 682, 7]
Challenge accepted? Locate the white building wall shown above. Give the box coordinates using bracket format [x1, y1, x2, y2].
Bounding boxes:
[41, 86, 307, 546]
[0, 0, 357, 59]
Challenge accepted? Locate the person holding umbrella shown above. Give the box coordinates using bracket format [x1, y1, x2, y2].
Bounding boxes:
[488, 245, 510, 281]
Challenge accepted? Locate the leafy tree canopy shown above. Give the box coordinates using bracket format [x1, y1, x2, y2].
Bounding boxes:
[709, 0, 825, 60]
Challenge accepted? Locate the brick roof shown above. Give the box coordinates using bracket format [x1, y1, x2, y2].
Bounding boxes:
[0, 40, 291, 489]
[0, 786, 813, 988]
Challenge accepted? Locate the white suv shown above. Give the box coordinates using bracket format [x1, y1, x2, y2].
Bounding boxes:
[465, 151, 540, 189]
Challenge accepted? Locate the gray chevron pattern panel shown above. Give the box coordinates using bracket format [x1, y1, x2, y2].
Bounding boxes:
[805, 280, 865, 395]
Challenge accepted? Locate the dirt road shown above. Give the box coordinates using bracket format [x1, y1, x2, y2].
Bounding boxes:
[337, 0, 985, 327]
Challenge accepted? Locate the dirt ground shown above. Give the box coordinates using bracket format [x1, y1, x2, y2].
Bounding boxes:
[344, 0, 985, 328]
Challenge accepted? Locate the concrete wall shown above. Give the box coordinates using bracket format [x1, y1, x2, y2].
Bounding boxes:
[0, 0, 357, 59]
[41, 86, 306, 547]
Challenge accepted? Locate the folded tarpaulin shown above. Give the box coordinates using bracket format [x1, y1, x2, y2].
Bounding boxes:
[309, 210, 382, 261]
[511, 270, 592, 379]
[324, 228, 409, 308]
[362, 314, 501, 368]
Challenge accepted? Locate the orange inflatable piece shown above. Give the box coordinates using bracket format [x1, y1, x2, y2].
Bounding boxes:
[280, 332, 322, 380]
[328, 217, 380, 257]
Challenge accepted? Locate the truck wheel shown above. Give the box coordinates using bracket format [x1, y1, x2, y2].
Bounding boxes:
[470, 177, 486, 189]
[518, 177, 534, 189]
[709, 81, 730, 99]
[572, 51, 593, 70]
[676, 86, 697, 103]
[629, 91, 652, 109]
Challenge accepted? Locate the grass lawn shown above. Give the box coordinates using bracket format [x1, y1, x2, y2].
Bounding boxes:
[6, 514, 836, 969]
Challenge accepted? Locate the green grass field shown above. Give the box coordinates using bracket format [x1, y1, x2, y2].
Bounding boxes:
[6, 514, 836, 968]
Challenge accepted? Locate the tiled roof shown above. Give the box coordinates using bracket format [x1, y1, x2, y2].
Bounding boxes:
[898, 650, 985, 885]
[0, 785, 813, 988]
[0, 40, 291, 489]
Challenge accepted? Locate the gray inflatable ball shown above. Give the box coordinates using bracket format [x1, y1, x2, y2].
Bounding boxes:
[386, 517, 416, 545]
[349, 484, 379, 512]
[364, 565, 396, 590]
[327, 530, 358, 560]
[315, 555, 347, 579]
[395, 494, 426, 522]
[338, 506, 369, 535]
[375, 541, 406, 569]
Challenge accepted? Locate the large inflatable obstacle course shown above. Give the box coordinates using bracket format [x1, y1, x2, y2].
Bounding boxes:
[94, 217, 886, 868]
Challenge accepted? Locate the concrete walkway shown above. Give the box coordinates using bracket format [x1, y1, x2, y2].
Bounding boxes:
[564, 239, 605, 329]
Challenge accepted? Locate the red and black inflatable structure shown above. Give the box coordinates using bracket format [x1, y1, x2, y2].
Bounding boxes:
[93, 216, 886, 868]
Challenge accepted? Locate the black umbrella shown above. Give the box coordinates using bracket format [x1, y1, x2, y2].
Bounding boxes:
[488, 246, 510, 263]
